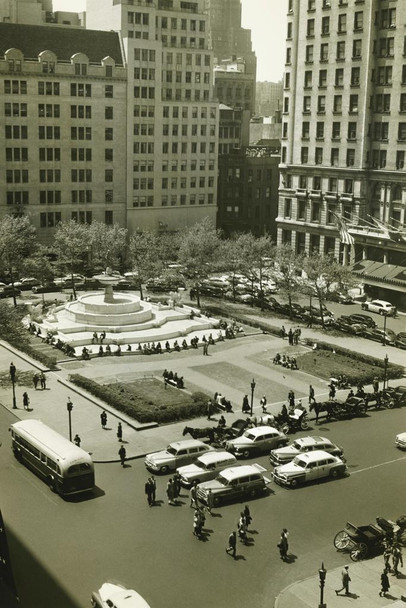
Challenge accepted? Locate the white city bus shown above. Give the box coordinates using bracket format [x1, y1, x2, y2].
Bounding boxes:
[10, 419, 95, 496]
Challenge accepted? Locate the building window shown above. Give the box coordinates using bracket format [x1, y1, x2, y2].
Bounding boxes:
[354, 11, 363, 31]
[335, 68, 344, 87]
[348, 122, 357, 140]
[349, 94, 358, 113]
[352, 39, 362, 59]
[315, 148, 323, 164]
[301, 147, 309, 163]
[338, 14, 346, 34]
[316, 122, 324, 139]
[398, 123, 406, 141]
[306, 45, 314, 62]
[331, 148, 339, 166]
[302, 122, 310, 139]
[311, 202, 320, 222]
[317, 95, 326, 113]
[284, 198, 291, 218]
[321, 16, 330, 35]
[332, 122, 341, 139]
[346, 149, 355, 166]
[336, 41, 345, 60]
[307, 19, 315, 37]
[303, 96, 311, 113]
[319, 69, 327, 87]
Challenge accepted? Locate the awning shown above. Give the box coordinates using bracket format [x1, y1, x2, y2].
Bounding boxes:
[352, 260, 406, 289]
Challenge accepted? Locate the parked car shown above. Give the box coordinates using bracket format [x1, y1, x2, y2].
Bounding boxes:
[196, 463, 270, 507]
[300, 306, 334, 325]
[384, 386, 406, 407]
[332, 316, 364, 335]
[395, 432, 406, 450]
[272, 450, 347, 488]
[14, 277, 41, 290]
[346, 313, 377, 328]
[32, 282, 58, 294]
[224, 426, 288, 459]
[328, 292, 354, 304]
[270, 436, 345, 467]
[54, 274, 85, 288]
[176, 451, 237, 488]
[0, 285, 21, 298]
[144, 439, 214, 474]
[91, 582, 151, 608]
[113, 280, 133, 291]
[200, 284, 224, 298]
[146, 276, 186, 292]
[361, 299, 396, 316]
[362, 327, 397, 345]
[395, 333, 406, 349]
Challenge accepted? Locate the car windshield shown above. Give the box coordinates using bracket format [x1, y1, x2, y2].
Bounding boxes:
[293, 457, 307, 467]
[243, 431, 256, 441]
[292, 441, 302, 449]
[166, 446, 178, 456]
[216, 473, 229, 486]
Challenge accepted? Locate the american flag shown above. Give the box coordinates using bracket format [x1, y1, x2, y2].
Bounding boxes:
[333, 213, 354, 246]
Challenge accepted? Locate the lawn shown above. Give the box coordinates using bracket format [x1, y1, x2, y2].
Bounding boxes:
[296, 350, 386, 384]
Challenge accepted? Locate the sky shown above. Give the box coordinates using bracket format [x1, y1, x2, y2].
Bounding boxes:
[52, 0, 286, 82]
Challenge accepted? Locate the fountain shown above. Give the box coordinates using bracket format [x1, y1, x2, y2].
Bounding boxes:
[32, 269, 220, 355]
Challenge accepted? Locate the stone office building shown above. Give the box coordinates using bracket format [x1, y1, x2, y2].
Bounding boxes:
[278, 0, 406, 302]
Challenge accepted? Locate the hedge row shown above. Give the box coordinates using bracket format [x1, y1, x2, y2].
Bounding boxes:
[8, 338, 58, 370]
[69, 373, 209, 424]
[204, 305, 283, 337]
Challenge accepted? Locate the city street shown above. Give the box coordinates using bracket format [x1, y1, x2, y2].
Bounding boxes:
[1, 401, 405, 608]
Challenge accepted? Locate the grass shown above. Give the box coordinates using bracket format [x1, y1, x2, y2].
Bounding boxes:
[105, 378, 192, 409]
[296, 350, 386, 383]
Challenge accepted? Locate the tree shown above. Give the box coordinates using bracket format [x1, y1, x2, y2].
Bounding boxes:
[177, 218, 222, 308]
[218, 234, 252, 302]
[53, 220, 90, 300]
[240, 234, 275, 307]
[0, 301, 29, 347]
[128, 231, 164, 300]
[21, 247, 55, 303]
[272, 245, 304, 318]
[0, 215, 37, 306]
[88, 222, 128, 274]
[303, 253, 352, 329]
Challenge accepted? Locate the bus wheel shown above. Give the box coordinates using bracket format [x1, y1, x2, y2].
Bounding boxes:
[47, 477, 56, 492]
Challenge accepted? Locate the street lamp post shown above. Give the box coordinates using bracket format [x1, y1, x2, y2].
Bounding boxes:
[67, 397, 73, 442]
[9, 362, 17, 409]
[383, 354, 389, 390]
[250, 378, 256, 416]
[318, 562, 327, 608]
[382, 311, 388, 346]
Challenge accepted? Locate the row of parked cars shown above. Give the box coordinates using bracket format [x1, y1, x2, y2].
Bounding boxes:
[332, 313, 406, 349]
[144, 431, 347, 506]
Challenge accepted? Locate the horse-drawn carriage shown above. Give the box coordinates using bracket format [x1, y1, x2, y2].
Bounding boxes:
[273, 409, 310, 434]
[183, 418, 250, 445]
[334, 517, 406, 561]
[310, 397, 367, 423]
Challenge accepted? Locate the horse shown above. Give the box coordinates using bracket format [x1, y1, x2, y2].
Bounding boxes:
[183, 426, 215, 444]
[309, 401, 335, 424]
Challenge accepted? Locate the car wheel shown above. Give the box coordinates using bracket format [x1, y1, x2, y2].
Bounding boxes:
[47, 476, 56, 492]
[213, 496, 221, 507]
[379, 310, 384, 315]
[242, 449, 251, 459]
[290, 479, 298, 488]
[160, 465, 169, 474]
[330, 468, 339, 479]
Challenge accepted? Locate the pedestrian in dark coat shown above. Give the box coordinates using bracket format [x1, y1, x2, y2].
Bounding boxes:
[100, 410, 107, 429]
[166, 479, 176, 505]
[207, 399, 213, 420]
[74, 434, 81, 447]
[117, 422, 123, 442]
[278, 528, 289, 561]
[288, 328, 293, 345]
[335, 565, 351, 595]
[392, 544, 403, 576]
[379, 569, 390, 597]
[39, 372, 46, 390]
[226, 531, 237, 559]
[33, 374, 39, 390]
[308, 385, 315, 404]
[145, 478, 154, 505]
[243, 505, 252, 529]
[118, 445, 126, 466]
[22, 392, 29, 410]
[242, 395, 250, 413]
[173, 472, 182, 498]
[288, 390, 295, 408]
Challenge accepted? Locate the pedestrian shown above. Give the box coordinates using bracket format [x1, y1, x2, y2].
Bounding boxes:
[193, 508, 205, 538]
[226, 531, 237, 559]
[373, 377, 379, 393]
[92, 331, 98, 344]
[149, 476, 156, 503]
[100, 331, 106, 344]
[329, 382, 336, 400]
[39, 372, 46, 390]
[281, 325, 286, 338]
[288, 328, 293, 345]
[117, 422, 123, 442]
[33, 373, 39, 390]
[309, 384, 315, 404]
[242, 394, 250, 413]
[118, 445, 126, 466]
[173, 472, 182, 498]
[145, 478, 154, 506]
[260, 395, 267, 413]
[190, 480, 198, 508]
[243, 505, 252, 529]
[207, 399, 213, 420]
[238, 513, 248, 544]
[100, 410, 107, 429]
[166, 478, 176, 505]
[206, 489, 214, 515]
[392, 544, 403, 576]
[203, 341, 209, 356]
[73, 434, 81, 447]
[22, 392, 29, 410]
[9, 362, 16, 381]
[218, 415, 226, 428]
[335, 565, 351, 595]
[379, 568, 390, 597]
[288, 390, 295, 408]
[293, 329, 298, 345]
[278, 528, 289, 561]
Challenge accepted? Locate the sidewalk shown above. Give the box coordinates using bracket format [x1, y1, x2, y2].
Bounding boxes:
[275, 555, 406, 608]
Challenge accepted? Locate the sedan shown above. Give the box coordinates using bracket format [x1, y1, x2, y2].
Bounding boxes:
[395, 334, 406, 349]
[346, 313, 377, 328]
[14, 277, 41, 290]
[270, 436, 345, 466]
[225, 426, 288, 459]
[91, 582, 151, 608]
[0, 285, 21, 298]
[32, 282, 59, 294]
[272, 450, 347, 488]
[362, 327, 397, 345]
[332, 317, 364, 335]
[361, 299, 396, 316]
[395, 433, 406, 450]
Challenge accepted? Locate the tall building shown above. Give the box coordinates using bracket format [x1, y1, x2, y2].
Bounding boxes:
[255, 81, 283, 118]
[278, 0, 406, 303]
[0, 23, 127, 241]
[86, 0, 218, 235]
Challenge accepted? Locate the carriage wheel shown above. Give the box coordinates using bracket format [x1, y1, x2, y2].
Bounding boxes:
[281, 423, 290, 434]
[350, 542, 368, 561]
[357, 403, 367, 416]
[384, 399, 395, 409]
[300, 417, 310, 431]
[334, 530, 351, 551]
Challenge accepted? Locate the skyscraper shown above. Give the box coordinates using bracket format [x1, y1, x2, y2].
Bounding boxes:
[278, 0, 406, 296]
